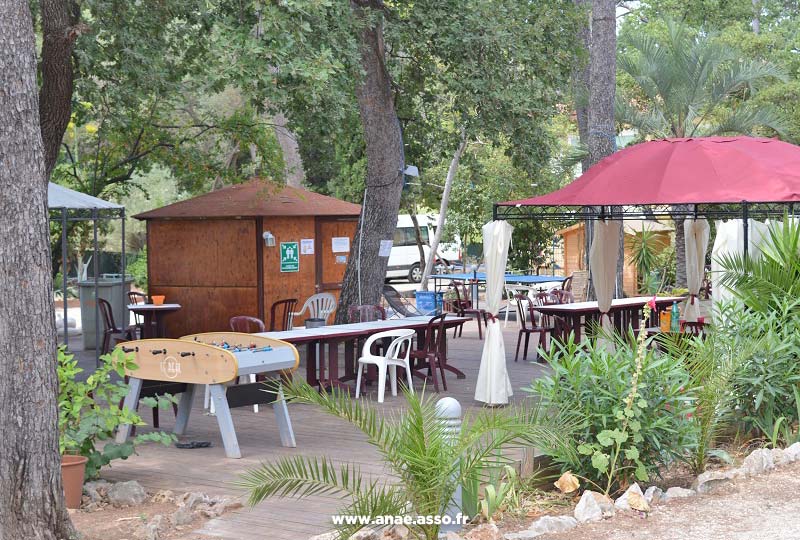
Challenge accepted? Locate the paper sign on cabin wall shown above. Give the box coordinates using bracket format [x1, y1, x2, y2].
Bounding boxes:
[300, 238, 315, 255]
[331, 237, 350, 253]
[379, 240, 393, 257]
[280, 242, 299, 272]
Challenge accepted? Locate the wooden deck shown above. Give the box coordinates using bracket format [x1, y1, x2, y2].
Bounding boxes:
[101, 322, 552, 540]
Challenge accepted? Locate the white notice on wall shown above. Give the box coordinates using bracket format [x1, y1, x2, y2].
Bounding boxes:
[300, 238, 315, 255]
[331, 236, 350, 253]
[379, 239, 393, 257]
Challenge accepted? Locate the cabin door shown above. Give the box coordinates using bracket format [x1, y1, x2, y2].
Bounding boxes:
[315, 218, 356, 293]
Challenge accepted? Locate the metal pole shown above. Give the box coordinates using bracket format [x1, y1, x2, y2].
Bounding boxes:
[742, 202, 750, 259]
[121, 208, 126, 338]
[93, 208, 100, 366]
[61, 209, 68, 347]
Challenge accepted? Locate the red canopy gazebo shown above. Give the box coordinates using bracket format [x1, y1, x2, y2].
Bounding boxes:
[495, 136, 800, 249]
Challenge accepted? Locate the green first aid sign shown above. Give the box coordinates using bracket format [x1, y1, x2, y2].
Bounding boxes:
[280, 242, 299, 272]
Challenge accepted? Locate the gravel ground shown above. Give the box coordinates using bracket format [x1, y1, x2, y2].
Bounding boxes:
[538, 461, 800, 540]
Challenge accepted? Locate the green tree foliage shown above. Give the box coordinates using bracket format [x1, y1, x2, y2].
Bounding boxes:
[616, 19, 787, 138]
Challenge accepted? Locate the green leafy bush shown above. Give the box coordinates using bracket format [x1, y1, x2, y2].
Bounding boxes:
[58, 347, 175, 478]
[526, 334, 694, 492]
[725, 300, 800, 443]
[126, 248, 148, 290]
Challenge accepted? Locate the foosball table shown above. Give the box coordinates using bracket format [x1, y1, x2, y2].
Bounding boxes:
[115, 332, 299, 458]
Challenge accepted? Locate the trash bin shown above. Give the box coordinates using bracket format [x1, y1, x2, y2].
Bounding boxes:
[79, 274, 133, 350]
[415, 291, 444, 315]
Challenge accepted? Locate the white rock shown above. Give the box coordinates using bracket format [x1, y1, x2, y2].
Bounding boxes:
[771, 448, 790, 466]
[108, 481, 147, 507]
[741, 448, 775, 476]
[574, 490, 613, 522]
[664, 487, 696, 500]
[785, 442, 800, 462]
[442, 533, 464, 540]
[171, 506, 194, 527]
[138, 514, 164, 540]
[614, 483, 644, 511]
[504, 516, 577, 539]
[694, 470, 735, 494]
[644, 486, 663, 505]
[463, 523, 502, 540]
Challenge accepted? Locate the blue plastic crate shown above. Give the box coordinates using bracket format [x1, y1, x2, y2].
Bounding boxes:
[415, 291, 444, 315]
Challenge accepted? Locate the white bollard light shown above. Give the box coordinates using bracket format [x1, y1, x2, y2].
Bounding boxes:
[436, 397, 463, 533]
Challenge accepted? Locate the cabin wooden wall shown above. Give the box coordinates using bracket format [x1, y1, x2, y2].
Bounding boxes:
[147, 216, 358, 335]
[148, 219, 258, 336]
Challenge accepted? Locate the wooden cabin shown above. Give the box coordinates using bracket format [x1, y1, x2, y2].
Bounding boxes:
[557, 220, 672, 297]
[135, 180, 360, 336]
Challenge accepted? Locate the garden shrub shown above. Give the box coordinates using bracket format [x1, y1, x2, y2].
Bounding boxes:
[526, 333, 694, 492]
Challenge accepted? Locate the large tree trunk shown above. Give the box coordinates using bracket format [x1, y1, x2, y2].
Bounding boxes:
[573, 0, 591, 173]
[674, 217, 687, 287]
[272, 111, 306, 188]
[586, 0, 621, 298]
[336, 1, 404, 322]
[420, 132, 467, 291]
[0, 2, 75, 538]
[39, 0, 82, 177]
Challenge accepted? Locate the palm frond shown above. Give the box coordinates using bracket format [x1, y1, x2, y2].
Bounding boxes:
[237, 455, 369, 505]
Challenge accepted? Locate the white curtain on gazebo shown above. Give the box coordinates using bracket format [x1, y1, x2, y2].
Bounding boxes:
[683, 218, 711, 322]
[475, 220, 514, 405]
[710, 219, 769, 306]
[589, 220, 621, 349]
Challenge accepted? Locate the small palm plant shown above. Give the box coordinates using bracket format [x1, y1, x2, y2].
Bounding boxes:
[238, 380, 576, 540]
[717, 217, 800, 313]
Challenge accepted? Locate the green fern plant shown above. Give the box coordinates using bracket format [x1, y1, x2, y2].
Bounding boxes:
[238, 380, 577, 540]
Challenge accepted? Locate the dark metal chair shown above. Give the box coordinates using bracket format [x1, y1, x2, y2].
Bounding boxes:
[409, 313, 449, 392]
[269, 299, 298, 331]
[126, 291, 153, 339]
[230, 315, 266, 333]
[382, 285, 422, 318]
[514, 295, 554, 362]
[98, 298, 132, 355]
[449, 281, 485, 339]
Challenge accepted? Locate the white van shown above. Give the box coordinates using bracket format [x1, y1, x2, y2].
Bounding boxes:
[385, 214, 462, 283]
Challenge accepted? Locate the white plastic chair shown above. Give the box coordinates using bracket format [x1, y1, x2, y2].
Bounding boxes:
[355, 329, 415, 403]
[291, 292, 337, 327]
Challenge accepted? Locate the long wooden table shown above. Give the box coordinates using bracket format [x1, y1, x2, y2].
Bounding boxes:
[258, 315, 471, 391]
[534, 296, 686, 341]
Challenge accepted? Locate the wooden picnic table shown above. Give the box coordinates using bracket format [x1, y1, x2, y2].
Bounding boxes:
[258, 314, 471, 391]
[534, 296, 686, 341]
[127, 303, 181, 338]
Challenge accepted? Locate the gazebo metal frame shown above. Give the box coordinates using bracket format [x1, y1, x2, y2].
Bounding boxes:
[48, 184, 126, 362]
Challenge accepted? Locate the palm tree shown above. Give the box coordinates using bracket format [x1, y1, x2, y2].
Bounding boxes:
[238, 380, 577, 540]
[616, 19, 787, 286]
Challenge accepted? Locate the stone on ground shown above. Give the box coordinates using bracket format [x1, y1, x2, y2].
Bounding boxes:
[380, 524, 409, 539]
[741, 448, 774, 476]
[464, 523, 502, 540]
[664, 487, 696, 500]
[644, 486, 663, 505]
[614, 483, 649, 511]
[503, 515, 577, 539]
[694, 470, 737, 494]
[108, 480, 147, 507]
[137, 514, 164, 540]
[83, 480, 111, 504]
[785, 442, 800, 462]
[575, 490, 614, 522]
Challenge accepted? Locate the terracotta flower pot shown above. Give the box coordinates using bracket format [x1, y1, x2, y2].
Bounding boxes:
[61, 454, 88, 509]
[151, 295, 166, 305]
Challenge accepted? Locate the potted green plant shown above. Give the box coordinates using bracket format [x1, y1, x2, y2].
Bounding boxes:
[58, 347, 175, 508]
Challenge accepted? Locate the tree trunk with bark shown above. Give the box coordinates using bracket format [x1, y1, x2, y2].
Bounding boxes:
[272, 111, 306, 188]
[674, 217, 687, 287]
[420, 132, 467, 291]
[586, 0, 622, 298]
[573, 0, 591, 174]
[39, 0, 83, 177]
[0, 2, 75, 538]
[336, 1, 404, 322]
